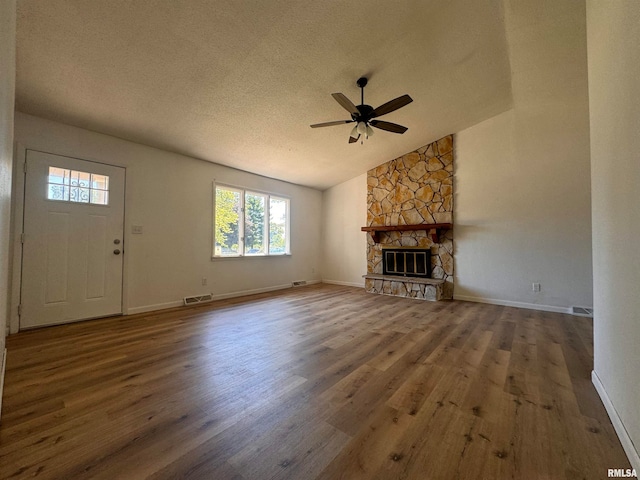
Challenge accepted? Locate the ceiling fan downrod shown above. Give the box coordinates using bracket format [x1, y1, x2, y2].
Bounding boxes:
[357, 77, 367, 105]
[353, 77, 373, 142]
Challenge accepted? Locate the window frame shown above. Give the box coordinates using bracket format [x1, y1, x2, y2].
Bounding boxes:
[213, 183, 291, 259]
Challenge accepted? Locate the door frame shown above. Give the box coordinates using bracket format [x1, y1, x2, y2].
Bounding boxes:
[10, 146, 130, 333]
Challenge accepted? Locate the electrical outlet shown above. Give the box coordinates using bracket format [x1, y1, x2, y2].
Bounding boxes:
[532, 283, 541, 292]
[202, 278, 207, 286]
[311, 267, 316, 274]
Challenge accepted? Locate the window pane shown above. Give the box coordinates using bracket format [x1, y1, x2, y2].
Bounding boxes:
[269, 197, 288, 254]
[215, 187, 241, 256]
[48, 184, 69, 201]
[70, 186, 89, 203]
[71, 170, 91, 188]
[245, 192, 266, 255]
[91, 189, 109, 205]
[48, 167, 69, 185]
[47, 166, 110, 205]
[91, 173, 109, 191]
[214, 186, 291, 257]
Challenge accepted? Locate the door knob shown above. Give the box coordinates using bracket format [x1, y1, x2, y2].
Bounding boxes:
[113, 249, 121, 255]
[114, 239, 121, 245]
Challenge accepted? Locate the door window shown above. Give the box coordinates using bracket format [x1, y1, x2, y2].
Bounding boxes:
[47, 166, 110, 205]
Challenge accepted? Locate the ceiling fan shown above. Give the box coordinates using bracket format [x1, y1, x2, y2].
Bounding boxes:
[310, 77, 413, 143]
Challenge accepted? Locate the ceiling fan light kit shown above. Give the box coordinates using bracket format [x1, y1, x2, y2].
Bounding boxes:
[311, 77, 413, 144]
[366, 124, 374, 137]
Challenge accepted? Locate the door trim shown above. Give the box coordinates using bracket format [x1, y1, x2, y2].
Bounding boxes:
[10, 147, 129, 333]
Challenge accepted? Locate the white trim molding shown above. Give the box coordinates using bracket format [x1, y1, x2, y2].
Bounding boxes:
[322, 279, 365, 288]
[210, 283, 296, 301]
[592, 370, 640, 473]
[453, 294, 572, 314]
[98, 281, 323, 316]
[0, 348, 6, 420]
[9, 144, 27, 334]
[127, 300, 185, 316]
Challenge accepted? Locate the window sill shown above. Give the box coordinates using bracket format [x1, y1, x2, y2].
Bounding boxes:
[211, 254, 292, 261]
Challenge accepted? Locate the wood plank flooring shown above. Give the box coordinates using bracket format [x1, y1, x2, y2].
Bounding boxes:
[0, 284, 631, 479]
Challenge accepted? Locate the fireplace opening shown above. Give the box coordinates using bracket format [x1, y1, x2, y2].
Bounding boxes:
[382, 248, 431, 278]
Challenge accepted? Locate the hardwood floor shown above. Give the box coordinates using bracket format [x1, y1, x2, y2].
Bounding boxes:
[0, 284, 631, 479]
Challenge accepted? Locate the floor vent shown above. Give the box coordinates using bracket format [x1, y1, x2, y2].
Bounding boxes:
[184, 294, 214, 306]
[572, 306, 593, 317]
[292, 280, 307, 287]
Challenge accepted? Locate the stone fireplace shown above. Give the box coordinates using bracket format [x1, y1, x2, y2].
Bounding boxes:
[362, 134, 454, 301]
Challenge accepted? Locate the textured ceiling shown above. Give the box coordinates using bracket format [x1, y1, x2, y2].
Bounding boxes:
[16, 0, 513, 190]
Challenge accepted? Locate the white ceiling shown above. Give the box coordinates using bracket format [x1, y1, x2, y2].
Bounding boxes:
[16, 0, 513, 190]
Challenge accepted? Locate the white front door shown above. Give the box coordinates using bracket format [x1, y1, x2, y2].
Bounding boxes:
[20, 151, 125, 329]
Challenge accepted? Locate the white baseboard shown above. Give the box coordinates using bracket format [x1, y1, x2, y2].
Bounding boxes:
[592, 370, 640, 473]
[453, 294, 571, 314]
[321, 279, 365, 288]
[127, 281, 323, 315]
[0, 348, 6, 421]
[127, 300, 185, 315]
[210, 283, 293, 301]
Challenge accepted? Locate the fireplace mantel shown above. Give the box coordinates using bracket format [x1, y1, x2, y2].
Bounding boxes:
[361, 223, 452, 243]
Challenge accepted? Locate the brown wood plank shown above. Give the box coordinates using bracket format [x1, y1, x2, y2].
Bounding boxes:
[0, 284, 631, 479]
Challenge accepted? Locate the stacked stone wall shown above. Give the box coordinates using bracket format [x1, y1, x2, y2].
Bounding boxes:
[365, 134, 454, 299]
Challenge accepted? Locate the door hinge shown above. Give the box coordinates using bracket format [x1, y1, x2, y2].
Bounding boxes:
[18, 304, 22, 317]
[21, 233, 25, 244]
[23, 161, 27, 174]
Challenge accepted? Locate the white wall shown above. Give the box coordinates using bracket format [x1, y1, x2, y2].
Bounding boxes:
[322, 0, 593, 312]
[587, 0, 640, 470]
[321, 173, 367, 287]
[454, 0, 592, 311]
[0, 0, 16, 417]
[12, 113, 322, 323]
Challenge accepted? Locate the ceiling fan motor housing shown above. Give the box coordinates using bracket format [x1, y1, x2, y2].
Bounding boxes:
[353, 104, 374, 122]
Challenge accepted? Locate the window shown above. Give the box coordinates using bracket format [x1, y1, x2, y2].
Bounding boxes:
[214, 184, 290, 257]
[47, 166, 109, 205]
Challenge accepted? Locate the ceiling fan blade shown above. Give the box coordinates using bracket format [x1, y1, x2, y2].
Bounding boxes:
[349, 134, 360, 143]
[332, 93, 360, 116]
[371, 94, 413, 118]
[370, 120, 408, 134]
[310, 120, 354, 128]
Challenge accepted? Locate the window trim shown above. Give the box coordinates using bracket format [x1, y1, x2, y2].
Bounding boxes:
[213, 182, 291, 259]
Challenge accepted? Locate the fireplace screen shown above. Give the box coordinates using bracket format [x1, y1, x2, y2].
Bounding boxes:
[383, 248, 431, 278]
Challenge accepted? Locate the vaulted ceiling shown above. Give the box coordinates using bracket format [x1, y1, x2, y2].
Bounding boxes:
[16, 0, 513, 190]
